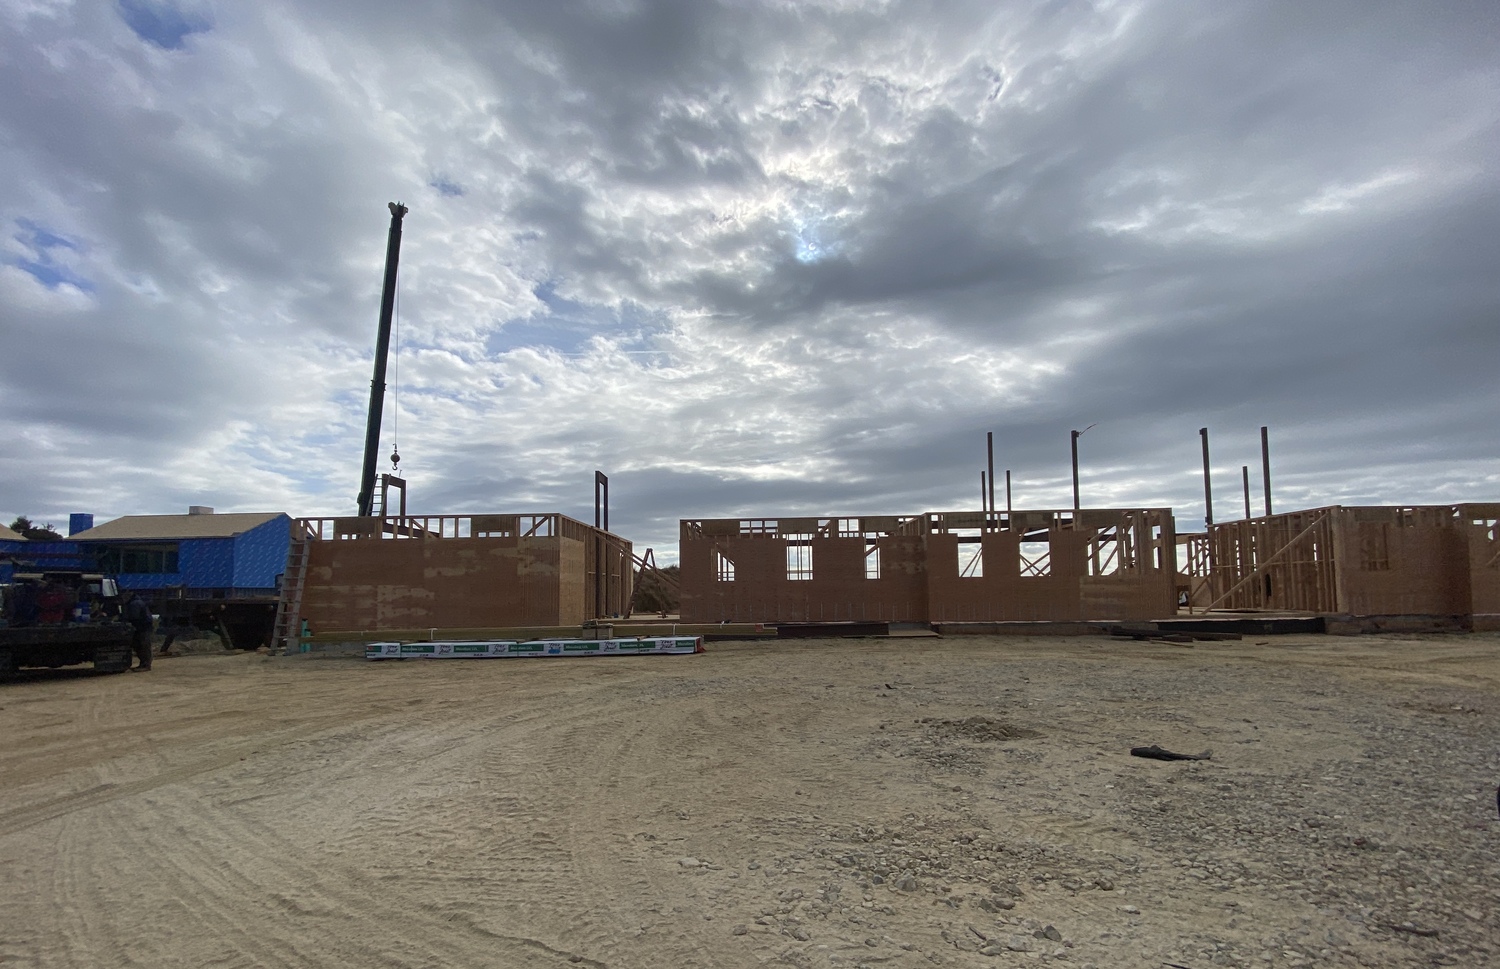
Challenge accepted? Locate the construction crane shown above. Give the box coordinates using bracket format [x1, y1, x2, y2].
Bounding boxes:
[356, 202, 408, 517]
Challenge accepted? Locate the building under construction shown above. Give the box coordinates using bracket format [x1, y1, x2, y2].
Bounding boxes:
[281, 513, 632, 637]
[679, 507, 1177, 624]
[1181, 503, 1500, 624]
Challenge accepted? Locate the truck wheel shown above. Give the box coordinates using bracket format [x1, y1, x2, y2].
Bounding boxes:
[0, 648, 18, 683]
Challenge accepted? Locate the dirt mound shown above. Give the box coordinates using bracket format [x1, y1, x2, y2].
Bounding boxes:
[163, 632, 227, 655]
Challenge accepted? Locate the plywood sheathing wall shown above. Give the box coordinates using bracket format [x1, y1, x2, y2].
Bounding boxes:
[1463, 504, 1500, 618]
[679, 509, 1176, 624]
[680, 516, 928, 624]
[1203, 503, 1500, 619]
[297, 514, 632, 633]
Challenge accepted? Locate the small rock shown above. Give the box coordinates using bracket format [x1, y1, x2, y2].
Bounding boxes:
[788, 926, 810, 941]
[1036, 925, 1063, 942]
[677, 857, 701, 868]
[864, 938, 879, 947]
[1119, 905, 1140, 915]
[732, 925, 748, 936]
[1005, 936, 1034, 952]
[1094, 877, 1115, 891]
[895, 875, 920, 892]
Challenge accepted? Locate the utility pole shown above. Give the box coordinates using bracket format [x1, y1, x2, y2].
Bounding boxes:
[357, 202, 408, 517]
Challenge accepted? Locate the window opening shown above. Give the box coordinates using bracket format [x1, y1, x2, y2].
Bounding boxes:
[714, 550, 736, 582]
[1088, 526, 1128, 576]
[96, 544, 180, 575]
[954, 528, 983, 578]
[865, 541, 881, 580]
[1019, 540, 1051, 577]
[786, 534, 813, 581]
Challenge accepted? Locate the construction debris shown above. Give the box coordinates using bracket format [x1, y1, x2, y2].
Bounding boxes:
[1130, 745, 1212, 762]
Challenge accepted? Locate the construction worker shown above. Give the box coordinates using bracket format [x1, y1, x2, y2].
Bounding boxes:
[125, 593, 153, 672]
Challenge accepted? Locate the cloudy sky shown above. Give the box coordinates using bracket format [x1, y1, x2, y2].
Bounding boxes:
[2, 0, 1497, 560]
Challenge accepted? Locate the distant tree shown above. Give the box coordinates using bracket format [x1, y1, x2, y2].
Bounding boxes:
[8, 516, 64, 541]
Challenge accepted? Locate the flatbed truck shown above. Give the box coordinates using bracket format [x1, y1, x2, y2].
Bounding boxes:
[0, 571, 135, 680]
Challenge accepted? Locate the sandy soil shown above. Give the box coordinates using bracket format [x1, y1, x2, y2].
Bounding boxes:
[2, 634, 1498, 969]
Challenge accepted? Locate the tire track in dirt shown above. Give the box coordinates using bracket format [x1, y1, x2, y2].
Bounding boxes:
[43, 709, 604, 968]
[2, 715, 366, 836]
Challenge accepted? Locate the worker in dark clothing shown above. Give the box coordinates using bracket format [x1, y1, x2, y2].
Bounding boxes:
[125, 593, 153, 671]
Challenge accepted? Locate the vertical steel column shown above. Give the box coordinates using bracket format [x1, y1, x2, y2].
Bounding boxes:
[594, 471, 609, 618]
[1260, 426, 1273, 516]
[594, 471, 609, 531]
[986, 432, 996, 526]
[1070, 430, 1081, 510]
[1242, 465, 1251, 520]
[1200, 427, 1214, 527]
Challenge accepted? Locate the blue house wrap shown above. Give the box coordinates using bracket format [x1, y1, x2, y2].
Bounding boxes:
[66, 512, 292, 597]
[0, 528, 24, 584]
[1, 537, 89, 582]
[232, 516, 294, 589]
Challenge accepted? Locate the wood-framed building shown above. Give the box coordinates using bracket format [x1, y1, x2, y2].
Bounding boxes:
[290, 513, 633, 634]
[1187, 503, 1500, 621]
[679, 508, 1177, 624]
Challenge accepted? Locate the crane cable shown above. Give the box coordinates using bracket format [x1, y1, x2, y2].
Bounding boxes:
[390, 276, 401, 471]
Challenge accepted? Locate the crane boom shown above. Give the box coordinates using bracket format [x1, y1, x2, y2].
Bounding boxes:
[356, 202, 408, 517]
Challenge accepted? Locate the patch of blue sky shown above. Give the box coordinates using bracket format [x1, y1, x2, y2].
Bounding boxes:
[16, 219, 77, 253]
[327, 387, 369, 418]
[485, 281, 670, 357]
[117, 0, 211, 51]
[9, 219, 93, 292]
[430, 176, 464, 198]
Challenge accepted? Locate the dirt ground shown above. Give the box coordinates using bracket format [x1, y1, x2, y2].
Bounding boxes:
[2, 634, 1498, 969]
